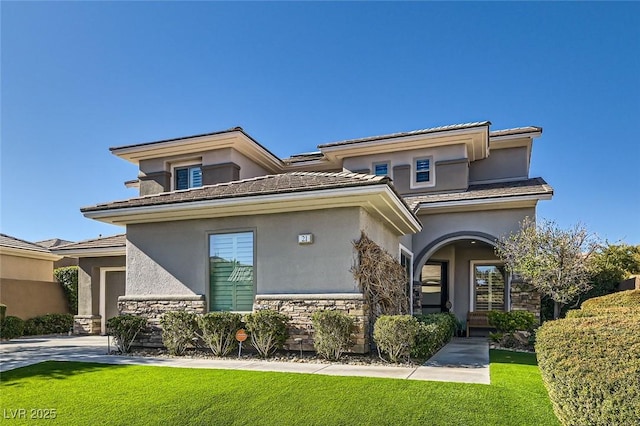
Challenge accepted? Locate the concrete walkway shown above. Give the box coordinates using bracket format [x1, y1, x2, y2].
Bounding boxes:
[0, 336, 490, 384]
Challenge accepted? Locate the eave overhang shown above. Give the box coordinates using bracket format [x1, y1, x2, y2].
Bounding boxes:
[110, 130, 285, 173]
[83, 186, 422, 236]
[0, 246, 62, 261]
[318, 125, 490, 163]
[415, 193, 552, 215]
[51, 246, 126, 258]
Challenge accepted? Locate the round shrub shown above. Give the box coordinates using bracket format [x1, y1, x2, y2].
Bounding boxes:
[244, 310, 289, 358]
[311, 310, 354, 360]
[411, 313, 457, 360]
[536, 314, 640, 425]
[1, 316, 25, 340]
[197, 312, 244, 356]
[107, 314, 147, 354]
[373, 315, 418, 363]
[487, 310, 537, 334]
[161, 311, 198, 356]
[24, 313, 74, 336]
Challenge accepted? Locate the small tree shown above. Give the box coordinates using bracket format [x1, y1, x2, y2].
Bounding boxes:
[495, 217, 599, 319]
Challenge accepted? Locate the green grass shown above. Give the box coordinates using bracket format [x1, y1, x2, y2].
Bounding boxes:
[1, 350, 558, 425]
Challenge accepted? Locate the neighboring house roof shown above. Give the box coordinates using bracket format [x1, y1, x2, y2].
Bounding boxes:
[52, 234, 126, 258]
[36, 238, 74, 249]
[405, 178, 554, 213]
[316, 121, 491, 149]
[0, 234, 62, 261]
[80, 172, 421, 235]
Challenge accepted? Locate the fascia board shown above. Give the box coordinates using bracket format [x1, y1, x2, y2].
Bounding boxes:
[84, 186, 422, 235]
[319, 126, 489, 162]
[112, 132, 284, 172]
[52, 247, 126, 258]
[490, 131, 542, 143]
[0, 246, 62, 261]
[415, 194, 552, 215]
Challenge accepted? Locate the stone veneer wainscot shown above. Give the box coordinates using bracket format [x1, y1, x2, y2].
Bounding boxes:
[253, 293, 370, 354]
[118, 295, 206, 347]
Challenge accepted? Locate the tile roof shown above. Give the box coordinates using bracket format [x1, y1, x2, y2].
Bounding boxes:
[36, 238, 75, 249]
[317, 121, 491, 149]
[54, 234, 126, 251]
[489, 127, 542, 137]
[0, 234, 53, 253]
[404, 178, 553, 211]
[82, 172, 390, 213]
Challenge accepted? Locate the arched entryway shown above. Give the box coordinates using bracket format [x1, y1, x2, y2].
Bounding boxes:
[412, 231, 508, 321]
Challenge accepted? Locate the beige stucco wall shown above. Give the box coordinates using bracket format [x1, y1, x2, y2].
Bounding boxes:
[0, 254, 54, 281]
[125, 207, 403, 306]
[0, 278, 69, 319]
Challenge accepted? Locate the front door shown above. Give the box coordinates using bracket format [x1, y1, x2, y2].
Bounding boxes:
[419, 262, 449, 314]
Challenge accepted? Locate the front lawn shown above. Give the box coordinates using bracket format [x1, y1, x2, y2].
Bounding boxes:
[0, 350, 558, 425]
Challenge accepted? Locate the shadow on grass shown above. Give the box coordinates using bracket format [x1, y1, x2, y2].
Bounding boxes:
[490, 349, 538, 366]
[0, 361, 128, 385]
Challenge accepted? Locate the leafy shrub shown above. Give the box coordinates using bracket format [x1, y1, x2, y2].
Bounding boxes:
[0, 316, 25, 340]
[411, 313, 458, 360]
[244, 310, 289, 358]
[24, 313, 74, 335]
[0, 304, 6, 323]
[106, 314, 146, 353]
[581, 289, 640, 310]
[373, 315, 418, 363]
[160, 311, 198, 356]
[487, 310, 537, 334]
[311, 310, 354, 360]
[197, 312, 244, 356]
[54, 266, 78, 315]
[536, 313, 640, 425]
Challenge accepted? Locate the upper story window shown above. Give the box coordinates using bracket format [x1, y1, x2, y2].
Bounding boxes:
[175, 165, 202, 190]
[412, 156, 434, 187]
[373, 161, 390, 177]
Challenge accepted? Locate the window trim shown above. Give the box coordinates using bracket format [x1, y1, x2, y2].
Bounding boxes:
[169, 159, 203, 191]
[372, 161, 391, 177]
[469, 260, 510, 312]
[208, 229, 256, 313]
[410, 156, 435, 189]
[399, 244, 414, 315]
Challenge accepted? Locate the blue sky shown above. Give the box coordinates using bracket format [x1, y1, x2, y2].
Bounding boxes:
[2, 2, 639, 245]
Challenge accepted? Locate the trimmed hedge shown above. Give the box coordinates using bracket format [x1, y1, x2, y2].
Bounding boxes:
[567, 290, 640, 319]
[311, 310, 354, 360]
[536, 292, 640, 425]
[0, 316, 25, 340]
[197, 312, 243, 356]
[0, 304, 6, 323]
[411, 313, 458, 360]
[373, 315, 418, 363]
[244, 310, 289, 358]
[24, 313, 74, 336]
[487, 310, 537, 334]
[161, 311, 198, 356]
[107, 314, 147, 354]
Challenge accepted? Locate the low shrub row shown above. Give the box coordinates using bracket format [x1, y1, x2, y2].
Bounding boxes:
[536, 289, 640, 425]
[0, 313, 75, 340]
[487, 310, 537, 350]
[373, 313, 457, 363]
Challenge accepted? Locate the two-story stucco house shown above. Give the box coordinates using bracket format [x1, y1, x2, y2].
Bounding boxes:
[54, 121, 553, 351]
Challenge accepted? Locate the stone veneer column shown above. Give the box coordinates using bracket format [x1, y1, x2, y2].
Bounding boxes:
[118, 295, 206, 347]
[510, 280, 541, 322]
[74, 315, 101, 335]
[253, 294, 370, 354]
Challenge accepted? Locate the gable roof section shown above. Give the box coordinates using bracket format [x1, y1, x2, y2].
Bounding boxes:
[0, 234, 62, 261]
[81, 172, 422, 235]
[52, 234, 126, 258]
[405, 178, 553, 214]
[36, 238, 74, 249]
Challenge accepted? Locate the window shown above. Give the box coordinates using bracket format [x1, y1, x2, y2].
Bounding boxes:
[472, 263, 506, 311]
[209, 231, 254, 312]
[415, 158, 431, 183]
[175, 165, 202, 190]
[373, 162, 390, 177]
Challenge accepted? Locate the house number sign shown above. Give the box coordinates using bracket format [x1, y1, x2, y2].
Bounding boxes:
[298, 234, 313, 244]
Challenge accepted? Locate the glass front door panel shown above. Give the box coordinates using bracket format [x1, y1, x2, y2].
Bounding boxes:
[421, 263, 442, 312]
